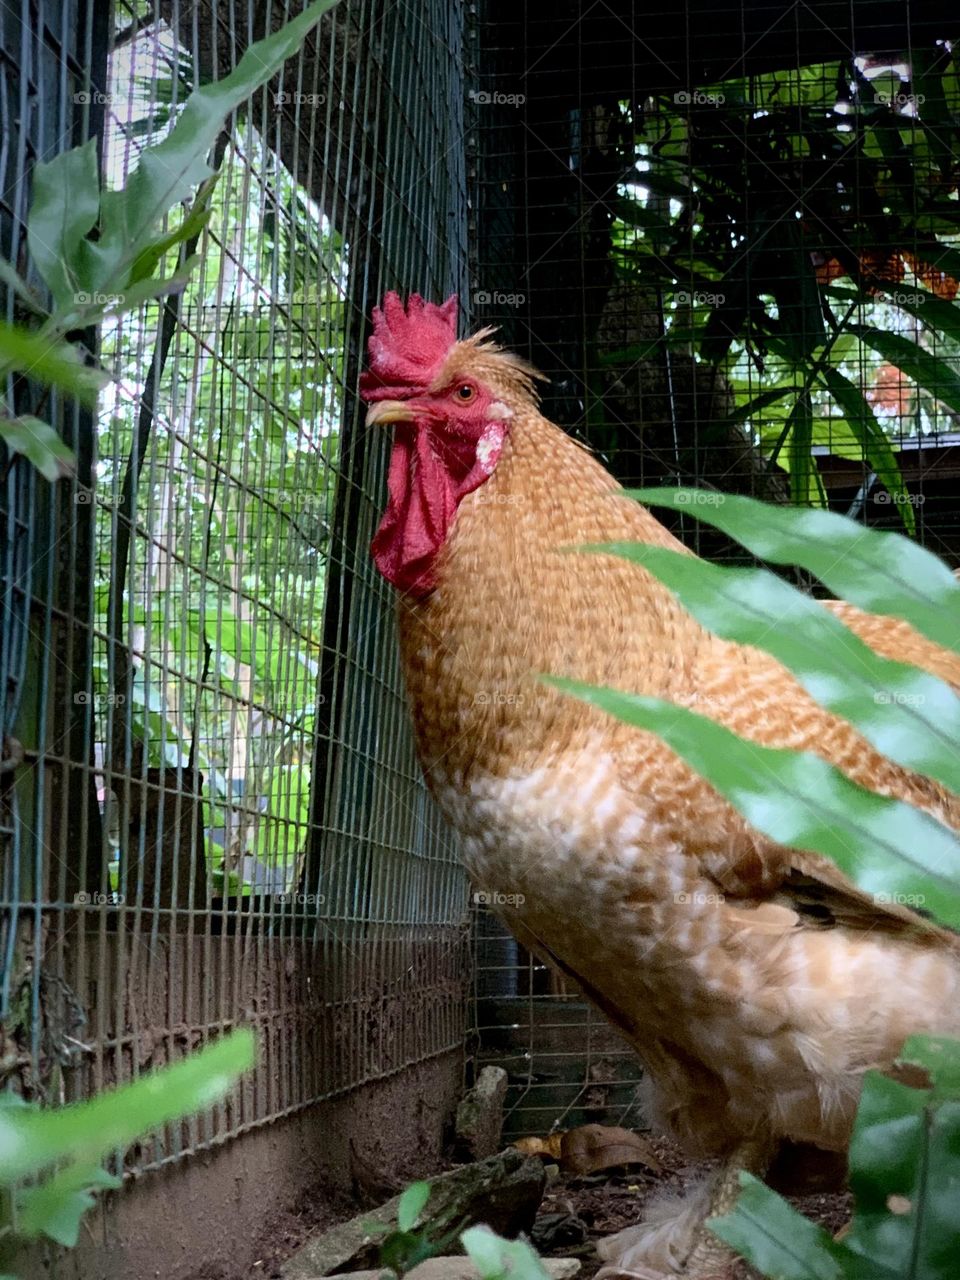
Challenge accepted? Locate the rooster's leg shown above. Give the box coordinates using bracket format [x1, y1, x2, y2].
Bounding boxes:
[595, 1136, 773, 1279]
[682, 1136, 772, 1276]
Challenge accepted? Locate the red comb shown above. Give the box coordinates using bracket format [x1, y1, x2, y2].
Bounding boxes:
[359, 292, 459, 401]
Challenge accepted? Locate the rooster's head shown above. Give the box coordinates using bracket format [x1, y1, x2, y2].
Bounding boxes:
[359, 292, 542, 597]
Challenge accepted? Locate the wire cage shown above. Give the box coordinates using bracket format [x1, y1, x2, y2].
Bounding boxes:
[468, 0, 960, 1139]
[1, 0, 470, 1179]
[2, 0, 960, 1253]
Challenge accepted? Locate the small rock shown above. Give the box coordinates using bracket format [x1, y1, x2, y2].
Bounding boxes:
[455, 1066, 509, 1160]
[530, 1211, 588, 1252]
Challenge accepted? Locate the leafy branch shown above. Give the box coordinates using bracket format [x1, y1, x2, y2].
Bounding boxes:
[0, 0, 339, 478]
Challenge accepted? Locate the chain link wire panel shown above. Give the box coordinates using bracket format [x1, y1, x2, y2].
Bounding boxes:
[1, 0, 471, 1176]
[468, 0, 960, 1138]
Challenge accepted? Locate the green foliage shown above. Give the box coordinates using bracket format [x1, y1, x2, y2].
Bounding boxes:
[0, 320, 106, 406]
[0, 0, 339, 476]
[0, 1030, 254, 1267]
[632, 488, 960, 654]
[460, 1226, 553, 1280]
[0, 0, 345, 900]
[711, 1034, 960, 1279]
[374, 1181, 551, 1280]
[89, 9, 314, 290]
[90, 74, 345, 892]
[0, 416, 75, 480]
[375, 1181, 445, 1275]
[396, 1181, 431, 1231]
[614, 58, 960, 527]
[553, 487, 960, 1277]
[576, 540, 960, 794]
[546, 676, 960, 929]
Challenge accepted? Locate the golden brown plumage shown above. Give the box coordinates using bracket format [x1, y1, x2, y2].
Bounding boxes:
[361, 296, 960, 1276]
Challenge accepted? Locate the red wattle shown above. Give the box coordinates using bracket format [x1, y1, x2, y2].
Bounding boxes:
[371, 419, 506, 596]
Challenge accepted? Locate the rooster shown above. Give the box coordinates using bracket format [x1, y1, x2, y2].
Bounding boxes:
[360, 293, 960, 1278]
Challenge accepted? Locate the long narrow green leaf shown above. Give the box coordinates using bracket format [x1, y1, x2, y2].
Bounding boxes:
[0, 321, 106, 406]
[0, 258, 48, 317]
[629, 488, 960, 654]
[544, 679, 960, 928]
[829, 281, 960, 351]
[0, 1029, 254, 1184]
[0, 415, 75, 480]
[583, 543, 960, 794]
[709, 1173, 844, 1280]
[717, 385, 796, 427]
[785, 389, 824, 507]
[103, 255, 203, 314]
[850, 325, 960, 414]
[819, 364, 914, 534]
[84, 0, 339, 292]
[126, 178, 217, 286]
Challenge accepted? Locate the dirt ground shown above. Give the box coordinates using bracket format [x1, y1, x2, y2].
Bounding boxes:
[529, 1136, 850, 1279]
[241, 1133, 851, 1279]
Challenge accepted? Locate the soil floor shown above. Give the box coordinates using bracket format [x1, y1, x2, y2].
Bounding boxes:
[241, 1136, 850, 1279]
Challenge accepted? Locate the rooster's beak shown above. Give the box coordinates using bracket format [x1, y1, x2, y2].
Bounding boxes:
[365, 400, 415, 427]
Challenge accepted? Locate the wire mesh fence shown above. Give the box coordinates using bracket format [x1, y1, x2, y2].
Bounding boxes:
[3, 0, 960, 1186]
[2, 0, 470, 1176]
[468, 0, 960, 1139]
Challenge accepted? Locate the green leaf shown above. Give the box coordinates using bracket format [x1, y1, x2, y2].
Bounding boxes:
[17, 1163, 121, 1246]
[379, 1227, 437, 1272]
[460, 1225, 552, 1280]
[26, 138, 101, 311]
[842, 1035, 960, 1278]
[0, 321, 106, 406]
[544, 679, 960, 928]
[126, 180, 217, 287]
[829, 281, 960, 351]
[0, 257, 48, 317]
[850, 325, 960, 415]
[898, 1034, 960, 1099]
[396, 1180, 431, 1232]
[628, 488, 960, 655]
[86, 0, 339, 291]
[719, 385, 796, 427]
[206, 610, 286, 683]
[819, 365, 914, 534]
[0, 414, 75, 480]
[709, 1172, 843, 1280]
[784, 389, 825, 507]
[104, 255, 203, 314]
[0, 1029, 254, 1184]
[584, 543, 960, 795]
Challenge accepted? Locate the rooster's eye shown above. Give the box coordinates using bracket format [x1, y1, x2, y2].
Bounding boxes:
[455, 384, 476, 402]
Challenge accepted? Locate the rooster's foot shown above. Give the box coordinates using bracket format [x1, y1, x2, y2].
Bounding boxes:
[595, 1137, 770, 1279]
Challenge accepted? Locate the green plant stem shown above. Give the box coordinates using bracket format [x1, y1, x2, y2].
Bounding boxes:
[766, 298, 860, 467]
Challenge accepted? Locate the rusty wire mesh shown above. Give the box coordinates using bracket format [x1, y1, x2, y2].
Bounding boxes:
[1, 0, 470, 1175]
[5, 0, 960, 1177]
